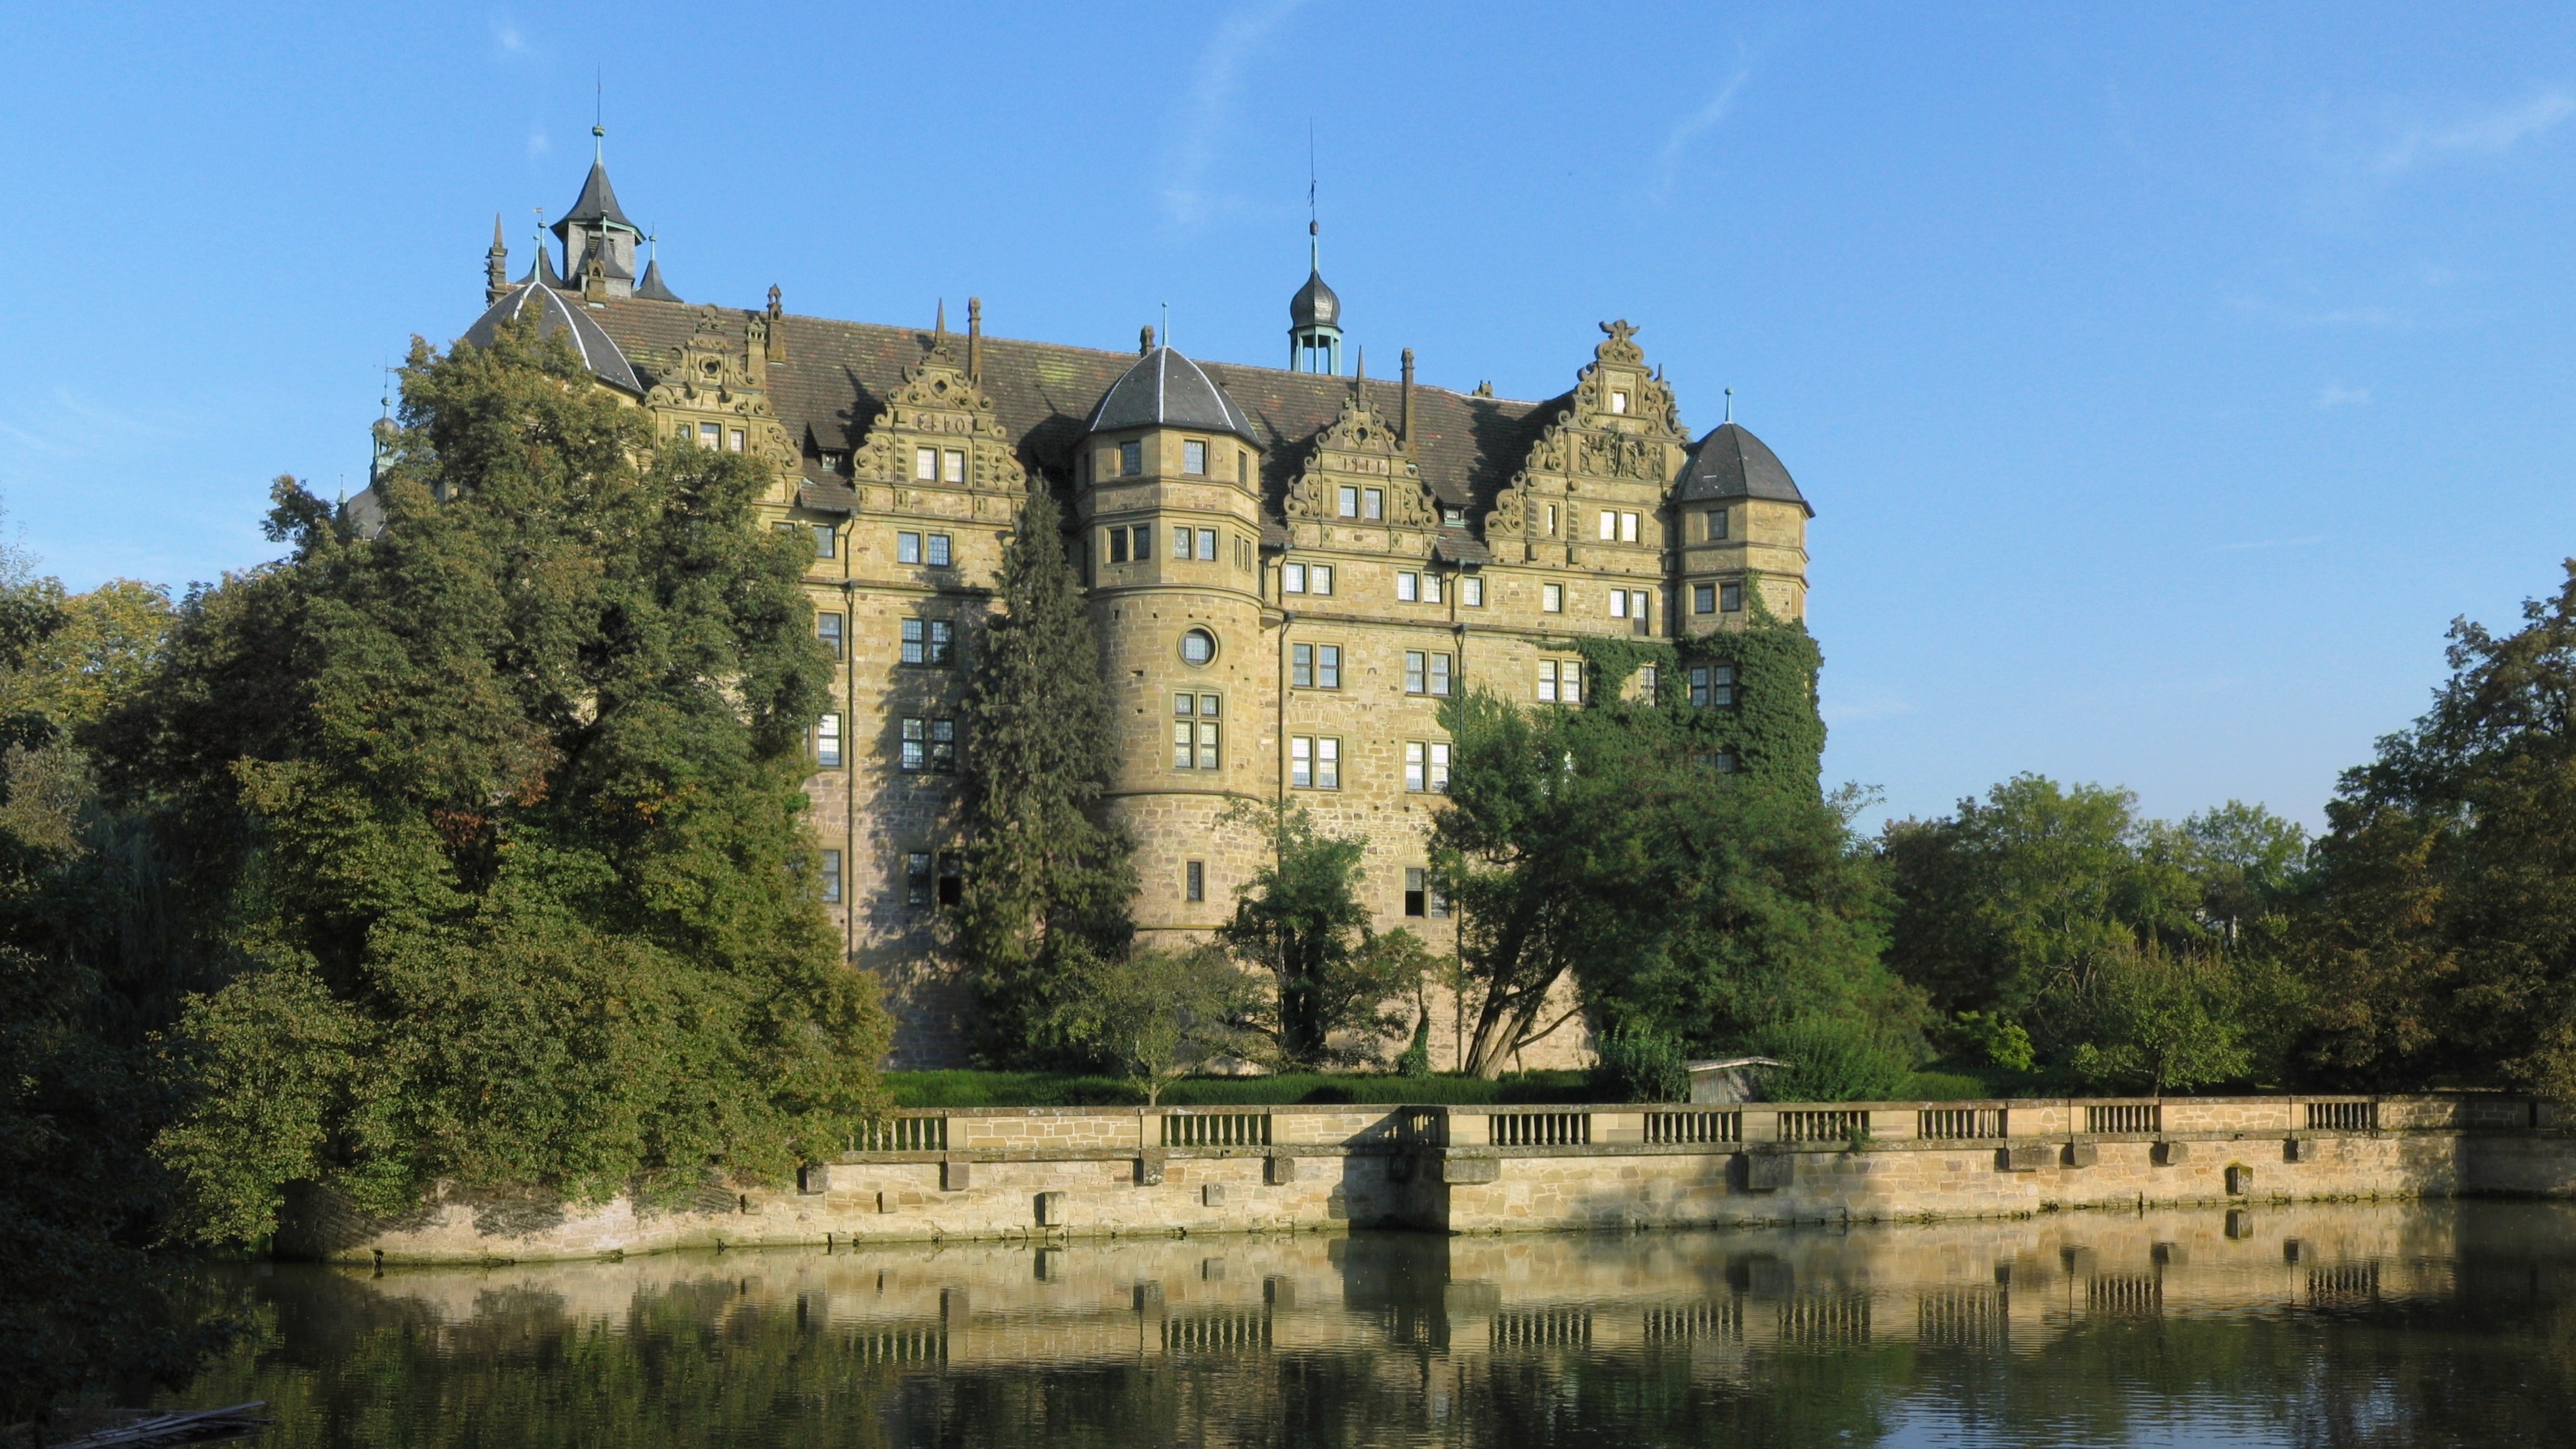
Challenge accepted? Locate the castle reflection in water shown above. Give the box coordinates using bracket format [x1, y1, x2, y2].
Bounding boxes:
[176, 1202, 2576, 1447]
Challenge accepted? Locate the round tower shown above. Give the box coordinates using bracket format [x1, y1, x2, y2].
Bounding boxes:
[1077, 335, 1272, 939]
[1673, 421, 1811, 629]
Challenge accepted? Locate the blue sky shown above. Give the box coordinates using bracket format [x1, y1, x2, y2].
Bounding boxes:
[3, 2, 2573, 830]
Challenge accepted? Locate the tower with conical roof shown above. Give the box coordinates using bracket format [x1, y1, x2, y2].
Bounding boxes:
[1672, 418, 1811, 629]
[554, 125, 643, 302]
[1288, 220, 1343, 374]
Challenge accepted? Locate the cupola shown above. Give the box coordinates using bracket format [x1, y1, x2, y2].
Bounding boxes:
[1288, 220, 1344, 375]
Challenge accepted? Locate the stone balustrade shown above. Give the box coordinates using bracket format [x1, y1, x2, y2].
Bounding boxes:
[279, 1092, 2574, 1265]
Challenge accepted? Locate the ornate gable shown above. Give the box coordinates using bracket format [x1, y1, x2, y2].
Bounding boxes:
[1480, 319, 1690, 557]
[1283, 389, 1436, 529]
[642, 307, 797, 476]
[845, 336, 1028, 517]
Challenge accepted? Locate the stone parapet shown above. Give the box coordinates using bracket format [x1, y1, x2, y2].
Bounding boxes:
[275, 1093, 2566, 1264]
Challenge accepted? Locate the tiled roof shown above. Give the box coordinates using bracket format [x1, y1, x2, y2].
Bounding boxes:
[797, 479, 862, 514]
[583, 298, 1555, 527]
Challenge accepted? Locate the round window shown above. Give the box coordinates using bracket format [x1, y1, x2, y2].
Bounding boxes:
[1180, 629, 1216, 667]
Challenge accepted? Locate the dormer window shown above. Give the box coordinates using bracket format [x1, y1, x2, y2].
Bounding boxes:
[1183, 439, 1208, 475]
[1120, 441, 1144, 477]
[820, 453, 842, 473]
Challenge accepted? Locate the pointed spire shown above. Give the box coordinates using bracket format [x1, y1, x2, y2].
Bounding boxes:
[485, 214, 510, 304]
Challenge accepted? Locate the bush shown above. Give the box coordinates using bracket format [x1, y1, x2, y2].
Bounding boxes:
[1589, 1023, 1689, 1103]
[1748, 1016, 1914, 1102]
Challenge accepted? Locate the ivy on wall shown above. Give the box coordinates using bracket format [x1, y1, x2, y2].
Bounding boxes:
[1557, 581, 1826, 796]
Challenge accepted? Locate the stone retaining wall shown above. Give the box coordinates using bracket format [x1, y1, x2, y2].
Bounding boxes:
[275, 1094, 2576, 1264]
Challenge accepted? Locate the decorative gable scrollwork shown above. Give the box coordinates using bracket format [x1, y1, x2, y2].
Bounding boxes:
[1481, 319, 1689, 556]
[641, 306, 797, 473]
[845, 337, 1028, 517]
[1283, 389, 1436, 529]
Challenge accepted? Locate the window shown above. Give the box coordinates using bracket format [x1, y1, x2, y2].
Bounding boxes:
[1396, 572, 1418, 603]
[943, 449, 965, 484]
[820, 849, 843, 904]
[1196, 528, 1217, 561]
[1610, 389, 1630, 414]
[901, 617, 952, 666]
[817, 612, 844, 658]
[1689, 663, 1735, 709]
[1404, 741, 1451, 793]
[1621, 511, 1641, 543]
[897, 531, 923, 564]
[1422, 572, 1442, 604]
[1129, 525, 1149, 561]
[906, 851, 933, 907]
[1291, 642, 1340, 689]
[1430, 652, 1451, 696]
[1546, 503, 1559, 537]
[1712, 751, 1738, 774]
[1119, 441, 1143, 476]
[813, 524, 837, 558]
[915, 447, 938, 480]
[1363, 488, 1384, 521]
[1461, 576, 1485, 608]
[1405, 650, 1426, 694]
[1610, 591, 1628, 619]
[729, 429, 746, 452]
[1239, 452, 1249, 485]
[1310, 564, 1333, 595]
[1405, 867, 1449, 917]
[816, 713, 843, 768]
[700, 422, 721, 449]
[1180, 629, 1215, 666]
[1707, 508, 1729, 541]
[1628, 589, 1651, 631]
[938, 852, 963, 907]
[926, 534, 952, 568]
[1720, 582, 1744, 613]
[1538, 660, 1580, 704]
[1542, 582, 1564, 613]
[1185, 860, 1205, 902]
[1291, 736, 1340, 789]
[1694, 582, 1716, 614]
[1173, 524, 1192, 560]
[820, 453, 842, 473]
[1637, 664, 1658, 699]
[900, 717, 957, 772]
[1108, 528, 1129, 563]
[1599, 510, 1617, 542]
[1337, 485, 1360, 517]
[1172, 692, 1221, 769]
[1236, 536, 1252, 571]
[1283, 562, 1306, 593]
[1183, 439, 1207, 475]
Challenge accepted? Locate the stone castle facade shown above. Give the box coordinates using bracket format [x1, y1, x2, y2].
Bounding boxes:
[445, 149, 1814, 1069]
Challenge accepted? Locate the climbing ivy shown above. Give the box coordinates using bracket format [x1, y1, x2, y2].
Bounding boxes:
[1557, 583, 1826, 796]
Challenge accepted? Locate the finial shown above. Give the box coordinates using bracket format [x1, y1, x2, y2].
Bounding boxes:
[767, 283, 782, 320]
[491, 213, 506, 249]
[1724, 387, 1733, 424]
[1160, 300, 1169, 352]
[1140, 324, 1154, 355]
[593, 69, 605, 159]
[967, 297, 983, 381]
[935, 298, 946, 343]
[1354, 346, 1365, 382]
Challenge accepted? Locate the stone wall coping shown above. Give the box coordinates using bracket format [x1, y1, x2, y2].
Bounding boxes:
[872, 1092, 2513, 1119]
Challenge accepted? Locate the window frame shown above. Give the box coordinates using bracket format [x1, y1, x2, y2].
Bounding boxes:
[1185, 859, 1205, 903]
[1119, 440, 1144, 477]
[1541, 582, 1563, 613]
[942, 448, 965, 483]
[1720, 581, 1744, 613]
[1196, 527, 1217, 561]
[926, 533, 953, 568]
[820, 848, 843, 904]
[897, 531, 923, 565]
[816, 712, 843, 768]
[1461, 575, 1485, 608]
[1183, 439, 1208, 476]
[914, 446, 938, 480]
[817, 612, 845, 658]
[1283, 562, 1306, 594]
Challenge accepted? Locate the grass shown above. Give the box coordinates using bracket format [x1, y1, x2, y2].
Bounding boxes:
[883, 1069, 1597, 1109]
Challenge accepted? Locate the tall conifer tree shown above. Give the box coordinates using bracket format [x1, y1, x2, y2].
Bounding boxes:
[955, 485, 1135, 1061]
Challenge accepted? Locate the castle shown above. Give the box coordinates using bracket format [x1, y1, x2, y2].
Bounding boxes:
[443, 144, 1813, 1069]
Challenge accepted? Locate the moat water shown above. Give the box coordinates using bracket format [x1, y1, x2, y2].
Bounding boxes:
[165, 1199, 2576, 1447]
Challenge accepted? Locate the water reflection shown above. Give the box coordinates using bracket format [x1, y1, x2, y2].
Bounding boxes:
[170, 1201, 2576, 1447]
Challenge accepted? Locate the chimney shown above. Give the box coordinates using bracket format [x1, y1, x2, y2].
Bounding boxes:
[1400, 348, 1415, 445]
[967, 297, 983, 382]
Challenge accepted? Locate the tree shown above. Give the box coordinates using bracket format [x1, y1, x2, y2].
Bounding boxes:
[1218, 799, 1424, 1069]
[2298, 561, 2576, 1096]
[110, 317, 889, 1244]
[953, 485, 1135, 1063]
[1432, 613, 1912, 1079]
[2065, 944, 2252, 1095]
[1053, 947, 1252, 1104]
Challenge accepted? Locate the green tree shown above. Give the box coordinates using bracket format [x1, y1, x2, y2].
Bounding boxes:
[2299, 561, 2576, 1096]
[1053, 946, 1253, 1104]
[2065, 943, 2252, 1095]
[1433, 613, 1911, 1079]
[953, 485, 1135, 1063]
[110, 318, 887, 1244]
[1218, 799, 1424, 1069]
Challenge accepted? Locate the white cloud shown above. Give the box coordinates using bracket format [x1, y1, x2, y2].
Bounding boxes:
[2316, 383, 2370, 410]
[2370, 92, 2576, 176]
[1650, 61, 1753, 203]
[1159, 0, 1307, 229]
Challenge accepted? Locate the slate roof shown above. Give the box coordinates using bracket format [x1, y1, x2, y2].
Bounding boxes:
[633, 259, 682, 302]
[1291, 269, 1340, 330]
[1674, 422, 1809, 515]
[553, 158, 637, 237]
[797, 479, 863, 513]
[1088, 346, 1261, 443]
[576, 296, 1563, 529]
[458, 281, 643, 394]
